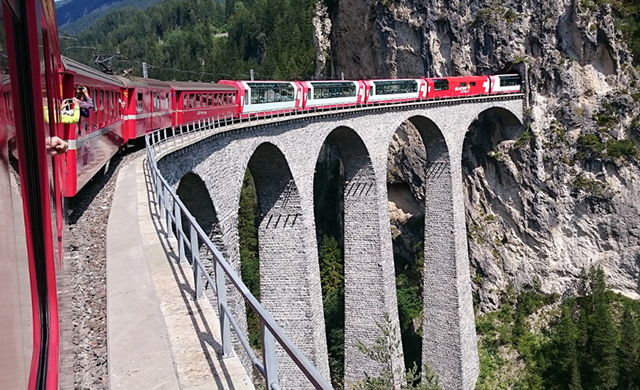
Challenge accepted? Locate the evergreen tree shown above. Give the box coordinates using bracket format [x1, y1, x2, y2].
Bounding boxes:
[319, 235, 344, 298]
[619, 302, 640, 390]
[544, 303, 582, 390]
[583, 267, 618, 390]
[238, 170, 261, 349]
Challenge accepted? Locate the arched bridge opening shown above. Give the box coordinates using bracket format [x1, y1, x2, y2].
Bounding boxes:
[314, 126, 404, 386]
[462, 107, 527, 312]
[246, 142, 328, 389]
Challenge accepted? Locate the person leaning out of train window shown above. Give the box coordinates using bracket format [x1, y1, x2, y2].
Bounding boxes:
[61, 97, 80, 124]
[76, 86, 94, 118]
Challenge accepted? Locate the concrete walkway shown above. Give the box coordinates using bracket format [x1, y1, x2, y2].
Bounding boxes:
[106, 156, 254, 390]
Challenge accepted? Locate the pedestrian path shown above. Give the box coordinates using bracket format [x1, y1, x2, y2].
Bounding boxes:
[106, 156, 254, 390]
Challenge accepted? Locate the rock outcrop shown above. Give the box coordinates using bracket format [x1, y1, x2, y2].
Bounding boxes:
[316, 0, 640, 311]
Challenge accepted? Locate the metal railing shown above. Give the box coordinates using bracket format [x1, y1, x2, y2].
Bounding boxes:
[145, 123, 333, 390]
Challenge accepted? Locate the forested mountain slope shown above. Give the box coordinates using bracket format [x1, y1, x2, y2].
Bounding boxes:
[63, 0, 316, 81]
[56, 0, 165, 33]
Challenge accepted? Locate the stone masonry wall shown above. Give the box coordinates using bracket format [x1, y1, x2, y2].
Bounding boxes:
[156, 98, 524, 390]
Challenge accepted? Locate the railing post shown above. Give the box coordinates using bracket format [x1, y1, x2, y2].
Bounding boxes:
[163, 127, 168, 147]
[172, 126, 176, 146]
[191, 225, 203, 299]
[216, 260, 232, 357]
[261, 321, 279, 389]
[175, 205, 185, 263]
[157, 179, 164, 221]
[164, 187, 172, 237]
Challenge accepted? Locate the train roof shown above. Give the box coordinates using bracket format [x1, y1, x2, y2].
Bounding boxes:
[61, 56, 124, 87]
[115, 76, 172, 89]
[169, 81, 237, 92]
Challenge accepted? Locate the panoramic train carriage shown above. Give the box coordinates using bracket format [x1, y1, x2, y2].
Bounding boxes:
[218, 80, 301, 118]
[426, 75, 491, 99]
[489, 74, 522, 94]
[60, 57, 126, 196]
[299, 80, 365, 109]
[117, 76, 172, 142]
[171, 81, 237, 125]
[361, 78, 427, 104]
[1, 0, 73, 388]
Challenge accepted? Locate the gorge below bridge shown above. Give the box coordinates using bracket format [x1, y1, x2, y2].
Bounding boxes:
[154, 95, 525, 390]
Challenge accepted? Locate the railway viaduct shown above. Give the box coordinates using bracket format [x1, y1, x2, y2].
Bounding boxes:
[154, 97, 524, 390]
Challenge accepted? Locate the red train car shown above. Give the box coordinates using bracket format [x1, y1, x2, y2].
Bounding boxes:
[117, 76, 173, 143]
[489, 74, 522, 94]
[1, 0, 72, 388]
[426, 75, 490, 99]
[361, 78, 426, 104]
[171, 81, 237, 125]
[60, 57, 125, 196]
[299, 80, 365, 109]
[218, 80, 301, 118]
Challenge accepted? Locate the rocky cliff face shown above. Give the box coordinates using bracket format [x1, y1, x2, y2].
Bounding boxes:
[316, 0, 640, 310]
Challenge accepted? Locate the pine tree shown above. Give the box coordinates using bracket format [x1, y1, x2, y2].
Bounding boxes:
[545, 303, 582, 390]
[619, 303, 640, 390]
[584, 267, 618, 390]
[319, 235, 344, 299]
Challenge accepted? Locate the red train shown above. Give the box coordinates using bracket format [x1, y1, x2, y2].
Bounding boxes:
[57, 69, 520, 197]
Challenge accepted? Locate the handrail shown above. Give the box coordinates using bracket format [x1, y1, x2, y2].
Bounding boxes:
[144, 92, 525, 389]
[145, 118, 334, 390]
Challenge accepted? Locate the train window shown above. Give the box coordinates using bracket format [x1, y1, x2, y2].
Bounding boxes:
[182, 94, 187, 109]
[188, 94, 194, 108]
[373, 80, 417, 95]
[460, 82, 467, 87]
[470, 82, 476, 86]
[99, 90, 104, 111]
[245, 90, 249, 105]
[500, 75, 521, 87]
[232, 94, 236, 104]
[110, 91, 114, 114]
[206, 94, 211, 106]
[137, 92, 143, 114]
[433, 79, 449, 91]
[117, 92, 121, 115]
[93, 89, 98, 110]
[370, 86, 374, 96]
[165, 93, 169, 109]
[195, 94, 201, 108]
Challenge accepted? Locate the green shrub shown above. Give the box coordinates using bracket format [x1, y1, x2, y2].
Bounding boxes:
[606, 139, 638, 158]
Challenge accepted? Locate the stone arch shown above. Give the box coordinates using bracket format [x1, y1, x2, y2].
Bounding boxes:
[246, 142, 328, 390]
[316, 126, 404, 386]
[405, 115, 479, 390]
[463, 107, 525, 172]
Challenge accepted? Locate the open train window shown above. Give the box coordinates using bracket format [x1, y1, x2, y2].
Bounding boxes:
[137, 92, 143, 114]
[195, 94, 200, 108]
[182, 94, 187, 109]
[433, 79, 449, 91]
